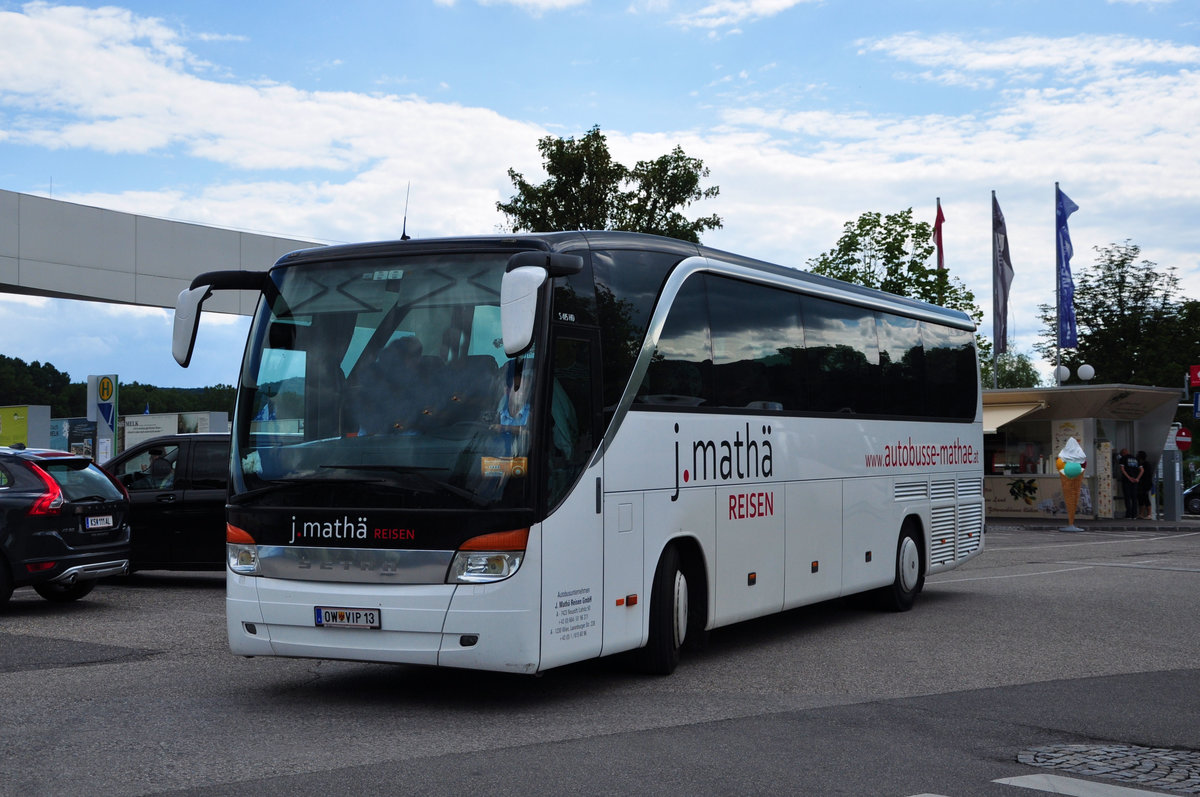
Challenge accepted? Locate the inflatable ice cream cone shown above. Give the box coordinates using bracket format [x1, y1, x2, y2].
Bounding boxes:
[1060, 471, 1083, 526]
[1057, 437, 1087, 532]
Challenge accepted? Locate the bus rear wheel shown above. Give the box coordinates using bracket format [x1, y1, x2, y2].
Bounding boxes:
[879, 522, 924, 612]
[636, 544, 687, 675]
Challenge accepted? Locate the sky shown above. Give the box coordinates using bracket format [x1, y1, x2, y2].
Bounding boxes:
[0, 0, 1197, 390]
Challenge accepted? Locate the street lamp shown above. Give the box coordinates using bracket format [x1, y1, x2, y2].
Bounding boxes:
[1055, 364, 1095, 384]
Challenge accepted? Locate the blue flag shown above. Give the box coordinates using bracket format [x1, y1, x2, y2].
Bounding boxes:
[1056, 185, 1079, 348]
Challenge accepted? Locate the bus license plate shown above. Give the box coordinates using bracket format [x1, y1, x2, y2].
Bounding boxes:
[85, 515, 113, 530]
[314, 606, 381, 629]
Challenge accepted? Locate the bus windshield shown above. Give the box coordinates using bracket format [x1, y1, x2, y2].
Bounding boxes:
[233, 251, 540, 510]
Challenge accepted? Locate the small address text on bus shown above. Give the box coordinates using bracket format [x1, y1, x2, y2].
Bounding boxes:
[864, 437, 980, 469]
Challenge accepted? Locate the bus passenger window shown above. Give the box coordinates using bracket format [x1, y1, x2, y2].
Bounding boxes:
[638, 276, 712, 407]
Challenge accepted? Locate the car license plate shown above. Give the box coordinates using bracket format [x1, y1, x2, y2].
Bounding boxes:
[314, 606, 381, 629]
[85, 515, 113, 531]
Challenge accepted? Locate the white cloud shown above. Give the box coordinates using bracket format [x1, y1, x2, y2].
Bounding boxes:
[862, 32, 1200, 82]
[672, 0, 819, 30]
[438, 0, 588, 10]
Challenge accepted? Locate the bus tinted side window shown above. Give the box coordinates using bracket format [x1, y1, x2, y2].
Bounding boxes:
[637, 275, 711, 407]
[877, 313, 924, 418]
[923, 322, 977, 419]
[799, 295, 880, 415]
[627, 270, 976, 422]
[708, 277, 804, 411]
[592, 250, 679, 419]
[552, 250, 596, 327]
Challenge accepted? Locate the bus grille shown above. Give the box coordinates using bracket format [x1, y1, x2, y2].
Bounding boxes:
[957, 477, 983, 498]
[894, 481, 928, 501]
[927, 476, 984, 566]
[930, 479, 956, 502]
[930, 505, 957, 565]
[957, 502, 984, 557]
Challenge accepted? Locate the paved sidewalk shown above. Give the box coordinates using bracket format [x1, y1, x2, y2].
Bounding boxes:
[986, 515, 1200, 533]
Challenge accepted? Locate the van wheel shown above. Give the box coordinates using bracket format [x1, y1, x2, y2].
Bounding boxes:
[636, 545, 687, 675]
[34, 580, 96, 603]
[879, 523, 923, 612]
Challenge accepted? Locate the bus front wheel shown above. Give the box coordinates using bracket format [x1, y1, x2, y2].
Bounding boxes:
[636, 544, 687, 675]
[879, 523, 924, 612]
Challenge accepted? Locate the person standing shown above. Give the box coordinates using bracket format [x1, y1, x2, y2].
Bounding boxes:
[1137, 450, 1154, 519]
[1118, 448, 1143, 519]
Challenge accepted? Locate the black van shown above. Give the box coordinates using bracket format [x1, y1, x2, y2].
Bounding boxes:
[103, 433, 229, 571]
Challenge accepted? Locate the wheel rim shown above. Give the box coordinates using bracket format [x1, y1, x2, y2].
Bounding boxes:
[898, 536, 920, 593]
[672, 570, 689, 648]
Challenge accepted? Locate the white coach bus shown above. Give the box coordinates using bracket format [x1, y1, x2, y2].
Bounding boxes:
[173, 231, 983, 675]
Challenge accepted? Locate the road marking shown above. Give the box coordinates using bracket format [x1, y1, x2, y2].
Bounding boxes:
[933, 565, 1094, 584]
[1055, 560, 1200, 574]
[988, 530, 1200, 552]
[994, 773, 1173, 795]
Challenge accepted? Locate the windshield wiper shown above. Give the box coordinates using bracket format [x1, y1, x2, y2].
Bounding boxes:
[319, 464, 489, 507]
[232, 476, 383, 503]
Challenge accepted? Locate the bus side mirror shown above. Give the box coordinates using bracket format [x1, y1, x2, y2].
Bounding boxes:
[173, 284, 213, 367]
[500, 266, 548, 357]
[171, 269, 269, 367]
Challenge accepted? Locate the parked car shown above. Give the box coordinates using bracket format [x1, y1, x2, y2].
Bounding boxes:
[1184, 482, 1200, 515]
[0, 446, 131, 607]
[103, 433, 230, 571]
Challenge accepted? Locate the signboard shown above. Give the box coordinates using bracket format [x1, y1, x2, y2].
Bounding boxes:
[122, 414, 178, 449]
[0, 406, 30, 448]
[50, 418, 97, 457]
[1190, 365, 1200, 388]
[87, 374, 119, 434]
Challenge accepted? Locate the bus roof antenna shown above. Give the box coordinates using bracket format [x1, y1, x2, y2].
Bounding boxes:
[401, 182, 411, 241]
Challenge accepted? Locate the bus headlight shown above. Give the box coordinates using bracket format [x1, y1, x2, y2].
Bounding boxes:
[227, 524, 260, 575]
[447, 528, 528, 584]
[227, 543, 259, 575]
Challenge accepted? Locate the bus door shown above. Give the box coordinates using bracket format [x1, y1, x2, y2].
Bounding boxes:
[538, 329, 608, 669]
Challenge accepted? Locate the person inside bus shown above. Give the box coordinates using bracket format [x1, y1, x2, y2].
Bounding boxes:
[493, 356, 580, 462]
[496, 360, 532, 457]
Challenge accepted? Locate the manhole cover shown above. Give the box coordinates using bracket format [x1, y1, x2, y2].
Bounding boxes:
[1020, 744, 1200, 794]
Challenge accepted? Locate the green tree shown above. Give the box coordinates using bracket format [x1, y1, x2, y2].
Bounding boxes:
[0, 355, 235, 419]
[807, 208, 983, 327]
[621, 146, 722, 242]
[980, 351, 1043, 388]
[0, 355, 73, 415]
[498, 125, 722, 243]
[1035, 241, 1196, 386]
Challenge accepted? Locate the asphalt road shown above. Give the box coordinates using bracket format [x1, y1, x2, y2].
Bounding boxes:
[2, 526, 1198, 797]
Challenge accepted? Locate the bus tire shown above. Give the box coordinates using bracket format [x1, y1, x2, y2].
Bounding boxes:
[879, 522, 924, 612]
[636, 544, 687, 675]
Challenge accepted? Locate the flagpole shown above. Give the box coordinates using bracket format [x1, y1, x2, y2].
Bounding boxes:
[933, 197, 945, 305]
[1054, 182, 1061, 386]
[992, 190, 999, 389]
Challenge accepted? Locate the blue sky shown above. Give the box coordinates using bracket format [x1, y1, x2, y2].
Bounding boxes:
[1, 0, 1198, 389]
